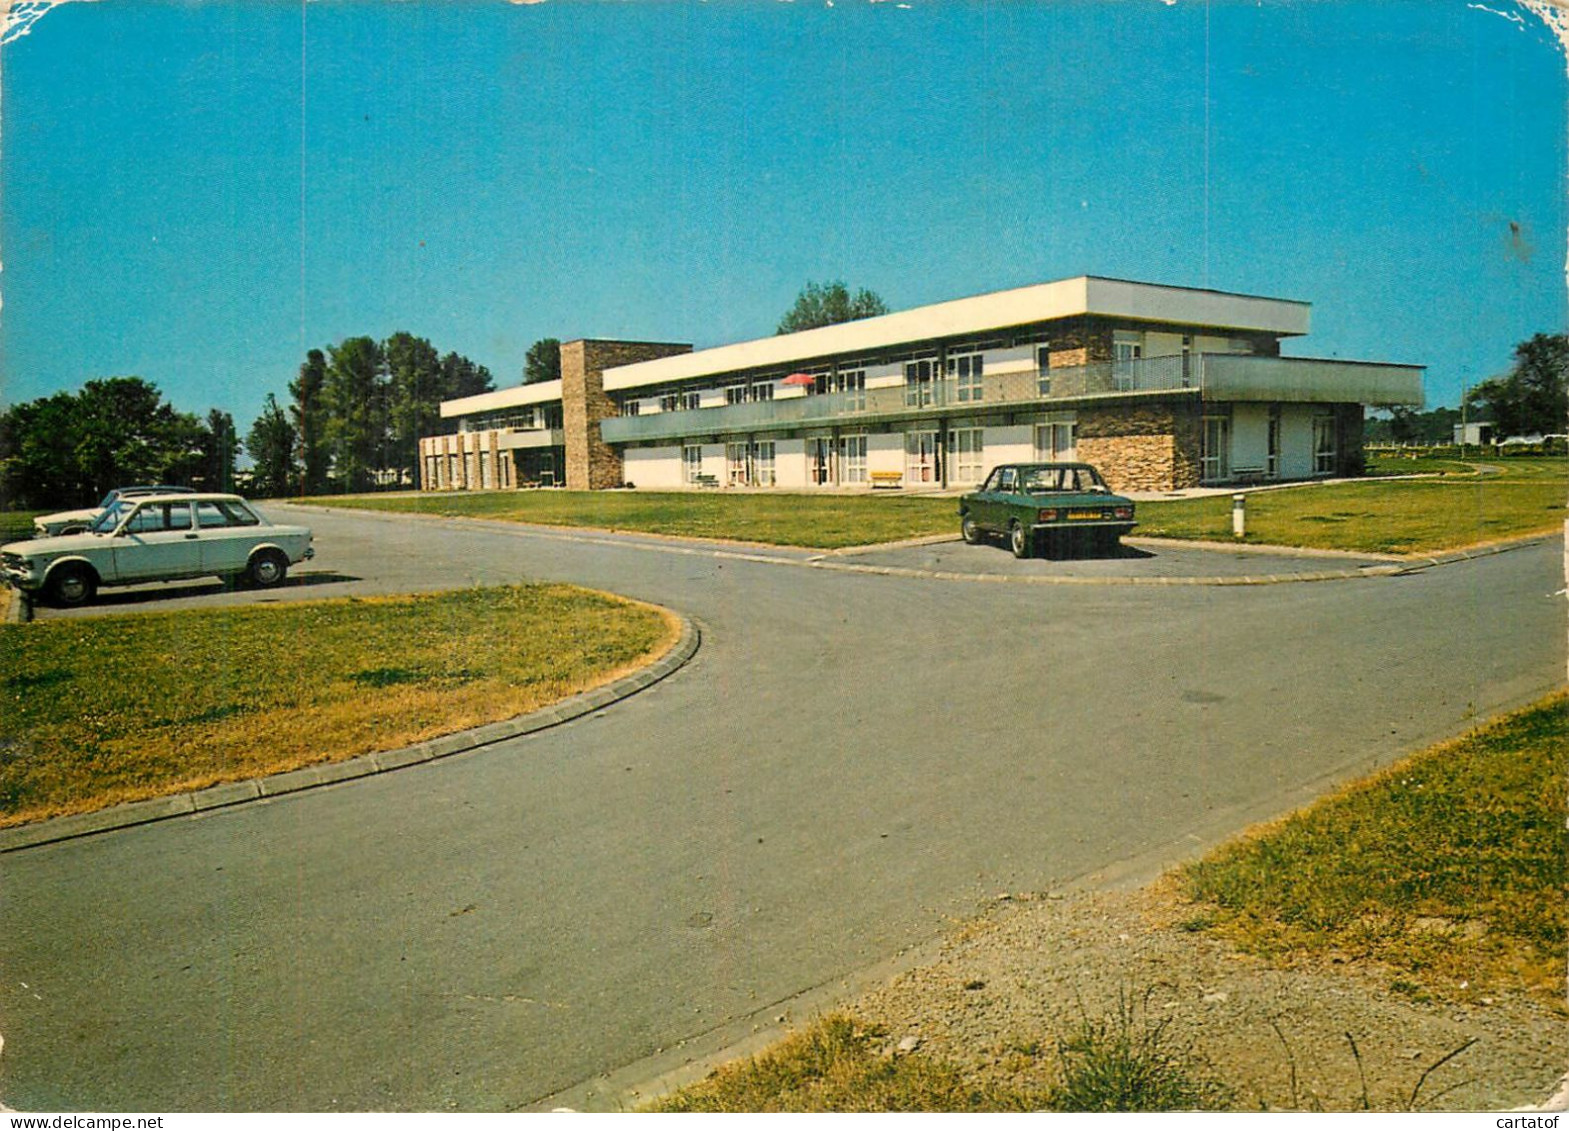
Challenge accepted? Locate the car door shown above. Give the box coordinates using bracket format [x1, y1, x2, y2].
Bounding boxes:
[986, 466, 1021, 532]
[110, 500, 202, 581]
[194, 499, 263, 575]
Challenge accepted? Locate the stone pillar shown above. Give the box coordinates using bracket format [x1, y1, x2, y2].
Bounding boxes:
[562, 339, 692, 490]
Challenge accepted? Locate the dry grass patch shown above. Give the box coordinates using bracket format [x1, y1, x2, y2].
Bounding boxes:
[0, 585, 678, 827]
[649, 1015, 1046, 1112]
[1180, 692, 1568, 1006]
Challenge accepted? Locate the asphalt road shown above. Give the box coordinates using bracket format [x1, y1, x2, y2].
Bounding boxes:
[1, 509, 1562, 1111]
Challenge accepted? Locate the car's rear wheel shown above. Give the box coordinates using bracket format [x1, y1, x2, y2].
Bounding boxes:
[961, 514, 982, 545]
[1010, 521, 1032, 559]
[247, 549, 289, 588]
[47, 563, 97, 607]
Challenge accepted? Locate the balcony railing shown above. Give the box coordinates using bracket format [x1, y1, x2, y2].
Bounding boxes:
[599, 353, 1422, 444]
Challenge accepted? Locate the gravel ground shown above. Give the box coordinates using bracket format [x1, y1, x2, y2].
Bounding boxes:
[851, 884, 1567, 1113]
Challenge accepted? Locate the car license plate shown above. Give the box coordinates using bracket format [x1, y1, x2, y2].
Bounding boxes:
[1067, 509, 1102, 520]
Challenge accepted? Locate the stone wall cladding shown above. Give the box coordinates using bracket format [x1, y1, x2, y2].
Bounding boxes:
[1076, 400, 1202, 491]
[563, 339, 691, 490]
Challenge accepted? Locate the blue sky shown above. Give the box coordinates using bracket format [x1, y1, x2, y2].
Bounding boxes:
[1, 0, 1564, 429]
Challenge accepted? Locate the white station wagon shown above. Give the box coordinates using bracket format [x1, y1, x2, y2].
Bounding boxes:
[2, 493, 314, 607]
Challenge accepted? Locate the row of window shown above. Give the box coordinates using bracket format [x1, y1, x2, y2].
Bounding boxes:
[675, 424, 1081, 488]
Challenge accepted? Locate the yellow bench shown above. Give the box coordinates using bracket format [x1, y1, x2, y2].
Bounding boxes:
[870, 471, 904, 489]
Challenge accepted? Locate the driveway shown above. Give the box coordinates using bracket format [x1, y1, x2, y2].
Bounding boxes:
[1, 508, 1562, 1110]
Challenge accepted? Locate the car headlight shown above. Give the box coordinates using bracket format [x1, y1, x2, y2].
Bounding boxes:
[1037, 508, 1058, 521]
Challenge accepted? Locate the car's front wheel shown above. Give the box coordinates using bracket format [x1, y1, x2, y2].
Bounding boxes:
[47, 563, 97, 607]
[960, 514, 982, 545]
[1010, 522, 1032, 559]
[247, 549, 289, 588]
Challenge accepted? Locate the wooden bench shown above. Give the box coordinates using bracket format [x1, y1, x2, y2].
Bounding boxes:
[693, 473, 720, 489]
[870, 471, 904, 489]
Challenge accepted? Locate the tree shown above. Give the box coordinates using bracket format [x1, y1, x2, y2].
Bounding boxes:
[289, 349, 332, 495]
[0, 378, 212, 509]
[322, 336, 387, 492]
[776, 281, 888, 335]
[246, 394, 297, 499]
[441, 351, 494, 400]
[1464, 333, 1568, 438]
[385, 331, 444, 487]
[196, 409, 239, 492]
[524, 338, 561, 384]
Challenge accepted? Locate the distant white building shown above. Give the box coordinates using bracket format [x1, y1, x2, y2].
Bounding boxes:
[420, 276, 1426, 494]
[1454, 421, 1495, 446]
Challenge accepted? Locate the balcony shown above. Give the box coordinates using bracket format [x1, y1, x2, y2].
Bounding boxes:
[599, 353, 1423, 444]
[499, 427, 564, 450]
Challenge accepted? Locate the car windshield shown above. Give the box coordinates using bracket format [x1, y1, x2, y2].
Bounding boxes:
[1022, 466, 1107, 493]
[89, 500, 134, 533]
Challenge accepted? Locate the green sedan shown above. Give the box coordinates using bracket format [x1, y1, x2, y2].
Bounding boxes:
[958, 462, 1136, 559]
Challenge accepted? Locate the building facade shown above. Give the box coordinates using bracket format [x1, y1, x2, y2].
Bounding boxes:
[419, 276, 1424, 494]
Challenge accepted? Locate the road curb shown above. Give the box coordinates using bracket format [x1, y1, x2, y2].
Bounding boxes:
[0, 615, 701, 854]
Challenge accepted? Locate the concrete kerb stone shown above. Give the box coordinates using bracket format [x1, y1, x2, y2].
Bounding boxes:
[0, 614, 701, 855]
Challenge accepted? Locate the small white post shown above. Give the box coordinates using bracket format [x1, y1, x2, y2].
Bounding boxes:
[1232, 493, 1247, 538]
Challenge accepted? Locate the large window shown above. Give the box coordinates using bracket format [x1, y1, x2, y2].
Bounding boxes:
[749, 383, 775, 403]
[904, 360, 937, 407]
[948, 427, 985, 484]
[1036, 345, 1053, 397]
[725, 385, 747, 406]
[725, 442, 749, 486]
[836, 369, 867, 410]
[620, 400, 641, 416]
[659, 394, 679, 413]
[840, 434, 868, 483]
[1113, 333, 1143, 390]
[905, 431, 938, 484]
[948, 353, 984, 403]
[750, 441, 776, 486]
[1313, 414, 1336, 474]
[1035, 421, 1076, 461]
[681, 391, 703, 411]
[682, 445, 704, 484]
[1202, 415, 1231, 482]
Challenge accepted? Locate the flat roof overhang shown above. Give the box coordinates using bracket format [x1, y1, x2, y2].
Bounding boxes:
[601, 276, 1313, 393]
[441, 379, 563, 419]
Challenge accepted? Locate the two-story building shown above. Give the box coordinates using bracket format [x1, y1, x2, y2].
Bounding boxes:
[419, 276, 1425, 495]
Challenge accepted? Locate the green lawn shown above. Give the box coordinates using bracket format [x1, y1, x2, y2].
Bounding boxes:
[0, 511, 38, 544]
[311, 489, 959, 549]
[311, 455, 1564, 555]
[1181, 691, 1568, 1005]
[0, 585, 676, 827]
[1136, 456, 1566, 554]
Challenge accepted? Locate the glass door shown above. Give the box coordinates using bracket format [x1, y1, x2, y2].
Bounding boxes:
[1201, 416, 1231, 482]
[905, 431, 938, 484]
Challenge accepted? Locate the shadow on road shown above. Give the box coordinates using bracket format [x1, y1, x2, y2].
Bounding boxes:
[78, 571, 363, 609]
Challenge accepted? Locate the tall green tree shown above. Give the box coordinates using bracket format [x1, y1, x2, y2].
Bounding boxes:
[1465, 333, 1568, 438]
[289, 348, 332, 494]
[246, 394, 297, 498]
[196, 408, 239, 492]
[0, 378, 212, 508]
[386, 331, 445, 486]
[524, 338, 561, 384]
[322, 337, 387, 492]
[441, 351, 494, 400]
[72, 377, 203, 495]
[776, 281, 888, 335]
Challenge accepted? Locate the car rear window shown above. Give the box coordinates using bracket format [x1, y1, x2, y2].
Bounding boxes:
[196, 501, 261, 528]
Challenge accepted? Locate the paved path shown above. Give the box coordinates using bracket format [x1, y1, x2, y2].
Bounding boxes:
[0, 509, 1562, 1111]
